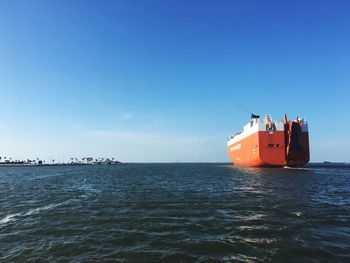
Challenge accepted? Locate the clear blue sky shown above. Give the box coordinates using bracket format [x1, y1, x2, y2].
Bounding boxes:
[0, 0, 349, 162]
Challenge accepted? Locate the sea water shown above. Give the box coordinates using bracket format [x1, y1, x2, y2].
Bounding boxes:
[0, 163, 349, 262]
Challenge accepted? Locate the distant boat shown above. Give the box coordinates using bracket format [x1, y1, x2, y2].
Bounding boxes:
[227, 114, 310, 167]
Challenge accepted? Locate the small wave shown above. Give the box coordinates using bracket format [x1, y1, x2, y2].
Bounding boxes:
[75, 184, 101, 194]
[31, 170, 82, 180]
[283, 166, 312, 171]
[235, 213, 266, 223]
[291, 211, 303, 217]
[0, 213, 21, 224]
[0, 201, 71, 226]
[241, 237, 277, 244]
[231, 186, 263, 194]
[23, 201, 70, 216]
[32, 172, 64, 180]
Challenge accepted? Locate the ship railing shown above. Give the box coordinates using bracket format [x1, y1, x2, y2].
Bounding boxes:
[228, 131, 242, 141]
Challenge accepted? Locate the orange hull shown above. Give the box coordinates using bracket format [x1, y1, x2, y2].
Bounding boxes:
[228, 131, 287, 167]
[227, 115, 310, 167]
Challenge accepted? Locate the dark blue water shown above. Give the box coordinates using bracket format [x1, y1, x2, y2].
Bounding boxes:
[0, 164, 349, 262]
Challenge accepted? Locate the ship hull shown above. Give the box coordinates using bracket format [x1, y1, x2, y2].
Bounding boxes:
[227, 115, 310, 167]
[228, 131, 287, 167]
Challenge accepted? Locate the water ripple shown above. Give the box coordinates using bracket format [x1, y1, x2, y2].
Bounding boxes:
[0, 163, 349, 262]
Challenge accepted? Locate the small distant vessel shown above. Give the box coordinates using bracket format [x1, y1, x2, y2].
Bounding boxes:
[227, 114, 310, 167]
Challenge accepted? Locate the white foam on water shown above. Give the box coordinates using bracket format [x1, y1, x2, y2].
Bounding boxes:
[75, 184, 101, 196]
[0, 213, 21, 224]
[291, 211, 303, 217]
[23, 201, 71, 216]
[74, 185, 101, 203]
[0, 200, 71, 226]
[1, 182, 99, 226]
[283, 166, 312, 171]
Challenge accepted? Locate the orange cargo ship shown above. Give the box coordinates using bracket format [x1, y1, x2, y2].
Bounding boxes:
[227, 114, 310, 167]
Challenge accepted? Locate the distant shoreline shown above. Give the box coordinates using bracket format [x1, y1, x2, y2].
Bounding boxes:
[0, 163, 125, 167]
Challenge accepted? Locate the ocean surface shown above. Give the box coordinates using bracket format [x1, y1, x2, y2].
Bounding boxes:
[0, 163, 349, 262]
